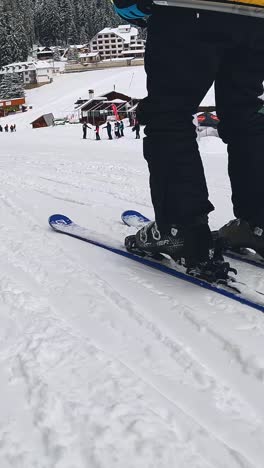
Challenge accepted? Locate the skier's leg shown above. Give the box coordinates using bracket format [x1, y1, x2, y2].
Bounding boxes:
[216, 33, 264, 225]
[134, 7, 236, 271]
[138, 7, 224, 232]
[216, 32, 264, 256]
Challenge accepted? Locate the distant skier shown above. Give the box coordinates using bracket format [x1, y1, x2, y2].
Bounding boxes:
[82, 122, 88, 139]
[0, 125, 3, 132]
[114, 121, 121, 138]
[132, 120, 140, 139]
[103, 121, 113, 140]
[119, 120, 124, 137]
[95, 125, 101, 141]
[82, 122, 91, 139]
[4, 124, 8, 132]
[112, 0, 264, 282]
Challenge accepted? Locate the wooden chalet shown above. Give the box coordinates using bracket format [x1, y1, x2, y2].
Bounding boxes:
[78, 91, 140, 126]
[37, 47, 54, 61]
[75, 90, 217, 127]
[31, 113, 54, 129]
[0, 97, 26, 117]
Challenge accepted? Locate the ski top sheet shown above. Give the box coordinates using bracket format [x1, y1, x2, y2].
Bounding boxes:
[49, 213, 264, 314]
[154, 0, 264, 19]
[121, 210, 264, 270]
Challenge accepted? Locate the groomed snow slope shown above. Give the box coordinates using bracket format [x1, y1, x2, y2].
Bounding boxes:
[0, 67, 264, 468]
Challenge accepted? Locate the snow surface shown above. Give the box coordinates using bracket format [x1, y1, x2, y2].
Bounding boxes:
[0, 66, 263, 468]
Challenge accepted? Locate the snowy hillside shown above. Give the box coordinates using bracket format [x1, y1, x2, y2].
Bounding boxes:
[1, 65, 215, 129]
[0, 66, 264, 468]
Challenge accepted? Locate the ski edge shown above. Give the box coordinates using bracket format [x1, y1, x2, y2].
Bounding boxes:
[49, 214, 264, 314]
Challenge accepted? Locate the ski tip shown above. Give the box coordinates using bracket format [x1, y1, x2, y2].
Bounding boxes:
[49, 214, 73, 228]
[121, 210, 150, 225]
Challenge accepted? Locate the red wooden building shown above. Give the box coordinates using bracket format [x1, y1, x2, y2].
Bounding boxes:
[31, 113, 54, 129]
[0, 97, 26, 117]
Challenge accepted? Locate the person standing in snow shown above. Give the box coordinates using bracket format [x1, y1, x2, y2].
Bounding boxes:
[111, 0, 264, 282]
[4, 124, 8, 132]
[83, 122, 92, 139]
[103, 121, 113, 140]
[82, 122, 88, 139]
[114, 121, 121, 138]
[95, 125, 101, 141]
[119, 120, 125, 137]
[132, 120, 140, 139]
[0, 125, 3, 132]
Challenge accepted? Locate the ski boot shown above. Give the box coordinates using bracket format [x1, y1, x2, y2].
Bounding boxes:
[134, 221, 185, 259]
[125, 219, 236, 284]
[218, 219, 264, 259]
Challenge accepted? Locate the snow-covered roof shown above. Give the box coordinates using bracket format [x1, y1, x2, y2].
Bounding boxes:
[91, 97, 107, 101]
[122, 50, 145, 55]
[69, 44, 89, 50]
[37, 48, 53, 53]
[75, 96, 107, 111]
[1, 60, 54, 73]
[79, 52, 99, 58]
[102, 57, 136, 62]
[97, 25, 138, 45]
[35, 61, 54, 69]
[37, 46, 52, 52]
[109, 99, 127, 104]
[31, 113, 54, 126]
[50, 46, 65, 51]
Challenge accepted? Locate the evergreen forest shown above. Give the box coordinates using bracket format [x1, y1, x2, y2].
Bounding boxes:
[0, 0, 121, 67]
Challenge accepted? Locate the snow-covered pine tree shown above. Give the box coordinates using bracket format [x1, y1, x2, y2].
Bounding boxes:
[58, 0, 74, 45]
[0, 19, 11, 67]
[67, 46, 79, 62]
[33, 0, 121, 46]
[10, 73, 25, 98]
[80, 26, 88, 45]
[0, 73, 25, 99]
[0, 0, 125, 59]
[40, 0, 61, 45]
[68, 19, 79, 45]
[0, 0, 34, 68]
[0, 75, 11, 100]
[19, 0, 35, 48]
[53, 47, 61, 61]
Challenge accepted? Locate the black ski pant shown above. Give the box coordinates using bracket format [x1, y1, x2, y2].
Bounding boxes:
[138, 6, 264, 231]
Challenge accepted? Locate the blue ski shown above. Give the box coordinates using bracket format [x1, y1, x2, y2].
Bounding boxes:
[122, 210, 264, 270]
[49, 214, 264, 314]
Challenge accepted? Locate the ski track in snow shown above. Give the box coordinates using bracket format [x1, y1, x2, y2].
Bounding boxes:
[0, 183, 259, 468]
[0, 69, 263, 467]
